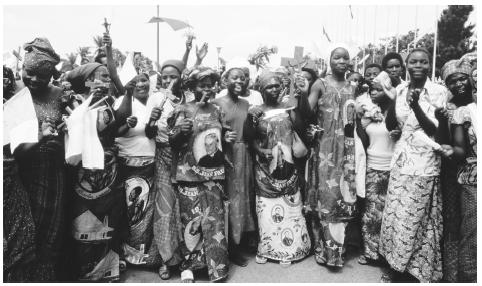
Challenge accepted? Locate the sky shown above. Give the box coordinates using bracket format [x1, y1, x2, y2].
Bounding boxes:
[2, 2, 475, 70]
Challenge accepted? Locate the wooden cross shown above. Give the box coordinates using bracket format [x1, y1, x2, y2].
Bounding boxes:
[103, 18, 111, 34]
[280, 46, 305, 68]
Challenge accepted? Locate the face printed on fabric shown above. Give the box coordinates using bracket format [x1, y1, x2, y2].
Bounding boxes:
[385, 59, 403, 78]
[226, 69, 247, 96]
[369, 82, 386, 104]
[134, 75, 150, 101]
[330, 48, 350, 75]
[263, 78, 282, 103]
[204, 133, 219, 156]
[407, 51, 430, 81]
[22, 66, 52, 93]
[160, 66, 181, 92]
[364, 67, 381, 85]
[194, 77, 214, 103]
[446, 72, 470, 98]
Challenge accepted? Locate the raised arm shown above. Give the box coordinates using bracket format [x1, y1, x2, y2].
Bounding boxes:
[103, 33, 125, 95]
[182, 36, 193, 68]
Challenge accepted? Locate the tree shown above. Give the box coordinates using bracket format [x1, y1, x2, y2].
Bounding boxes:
[355, 5, 474, 74]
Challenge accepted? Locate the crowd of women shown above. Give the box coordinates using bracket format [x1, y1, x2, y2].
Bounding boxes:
[3, 31, 477, 283]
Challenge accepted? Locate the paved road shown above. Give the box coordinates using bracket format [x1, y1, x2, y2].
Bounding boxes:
[121, 249, 387, 283]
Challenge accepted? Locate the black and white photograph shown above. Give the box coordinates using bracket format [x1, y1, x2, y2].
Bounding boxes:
[2, 0, 478, 283]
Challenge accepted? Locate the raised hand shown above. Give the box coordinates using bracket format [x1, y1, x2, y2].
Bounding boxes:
[196, 43, 209, 61]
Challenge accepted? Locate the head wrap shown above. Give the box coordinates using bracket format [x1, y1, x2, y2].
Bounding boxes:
[372, 71, 396, 100]
[223, 58, 250, 79]
[65, 62, 103, 94]
[258, 71, 280, 93]
[274, 66, 289, 76]
[441, 58, 474, 82]
[23, 37, 60, 79]
[183, 67, 220, 90]
[161, 59, 185, 75]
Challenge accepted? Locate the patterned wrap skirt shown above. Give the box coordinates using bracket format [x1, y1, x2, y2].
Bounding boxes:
[177, 181, 229, 282]
[119, 157, 163, 267]
[379, 160, 443, 282]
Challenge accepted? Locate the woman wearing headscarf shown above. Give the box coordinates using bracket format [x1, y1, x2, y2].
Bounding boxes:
[145, 59, 186, 280]
[245, 71, 311, 266]
[64, 62, 129, 281]
[113, 72, 163, 273]
[436, 57, 476, 282]
[212, 65, 257, 267]
[167, 67, 230, 282]
[298, 47, 357, 268]
[379, 48, 450, 282]
[3, 38, 65, 280]
[354, 72, 396, 265]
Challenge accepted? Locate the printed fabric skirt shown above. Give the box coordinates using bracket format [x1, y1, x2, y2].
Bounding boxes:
[152, 143, 182, 266]
[458, 184, 477, 282]
[3, 156, 37, 282]
[17, 144, 66, 281]
[69, 147, 128, 281]
[119, 156, 163, 267]
[256, 190, 311, 262]
[379, 160, 443, 282]
[360, 168, 389, 260]
[177, 181, 229, 282]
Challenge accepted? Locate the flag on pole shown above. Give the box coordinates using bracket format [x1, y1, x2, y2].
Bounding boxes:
[349, 5, 354, 19]
[323, 26, 332, 43]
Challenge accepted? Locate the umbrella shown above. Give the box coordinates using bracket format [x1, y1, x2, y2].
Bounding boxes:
[147, 16, 191, 31]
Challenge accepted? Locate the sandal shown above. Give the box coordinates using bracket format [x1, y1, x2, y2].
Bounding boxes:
[158, 265, 171, 280]
[255, 255, 267, 264]
[279, 260, 291, 267]
[181, 269, 194, 283]
[380, 272, 395, 283]
[119, 259, 127, 273]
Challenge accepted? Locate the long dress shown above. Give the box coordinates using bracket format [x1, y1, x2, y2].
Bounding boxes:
[3, 148, 37, 282]
[14, 86, 67, 281]
[253, 107, 311, 262]
[306, 77, 357, 268]
[212, 95, 257, 245]
[168, 103, 229, 281]
[452, 104, 477, 282]
[69, 99, 128, 281]
[114, 96, 162, 267]
[379, 80, 448, 282]
[151, 91, 184, 266]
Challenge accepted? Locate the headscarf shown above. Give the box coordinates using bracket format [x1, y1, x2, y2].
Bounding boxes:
[441, 58, 474, 82]
[160, 59, 185, 75]
[23, 38, 60, 78]
[258, 71, 280, 93]
[372, 71, 396, 100]
[183, 66, 220, 90]
[65, 62, 103, 94]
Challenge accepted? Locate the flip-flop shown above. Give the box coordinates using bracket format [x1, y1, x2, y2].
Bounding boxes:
[181, 270, 194, 283]
[357, 255, 368, 265]
[158, 265, 171, 280]
[119, 259, 127, 273]
[255, 255, 267, 264]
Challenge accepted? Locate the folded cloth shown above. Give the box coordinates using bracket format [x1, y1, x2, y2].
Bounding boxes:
[65, 95, 104, 169]
[3, 87, 39, 153]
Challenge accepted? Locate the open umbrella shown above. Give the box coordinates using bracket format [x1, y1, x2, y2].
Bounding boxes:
[148, 16, 191, 31]
[149, 6, 192, 65]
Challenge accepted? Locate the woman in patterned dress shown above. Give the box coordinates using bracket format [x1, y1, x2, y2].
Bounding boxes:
[168, 67, 232, 282]
[355, 72, 396, 265]
[300, 47, 357, 268]
[379, 48, 450, 282]
[245, 71, 311, 266]
[5, 38, 66, 281]
[437, 57, 477, 282]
